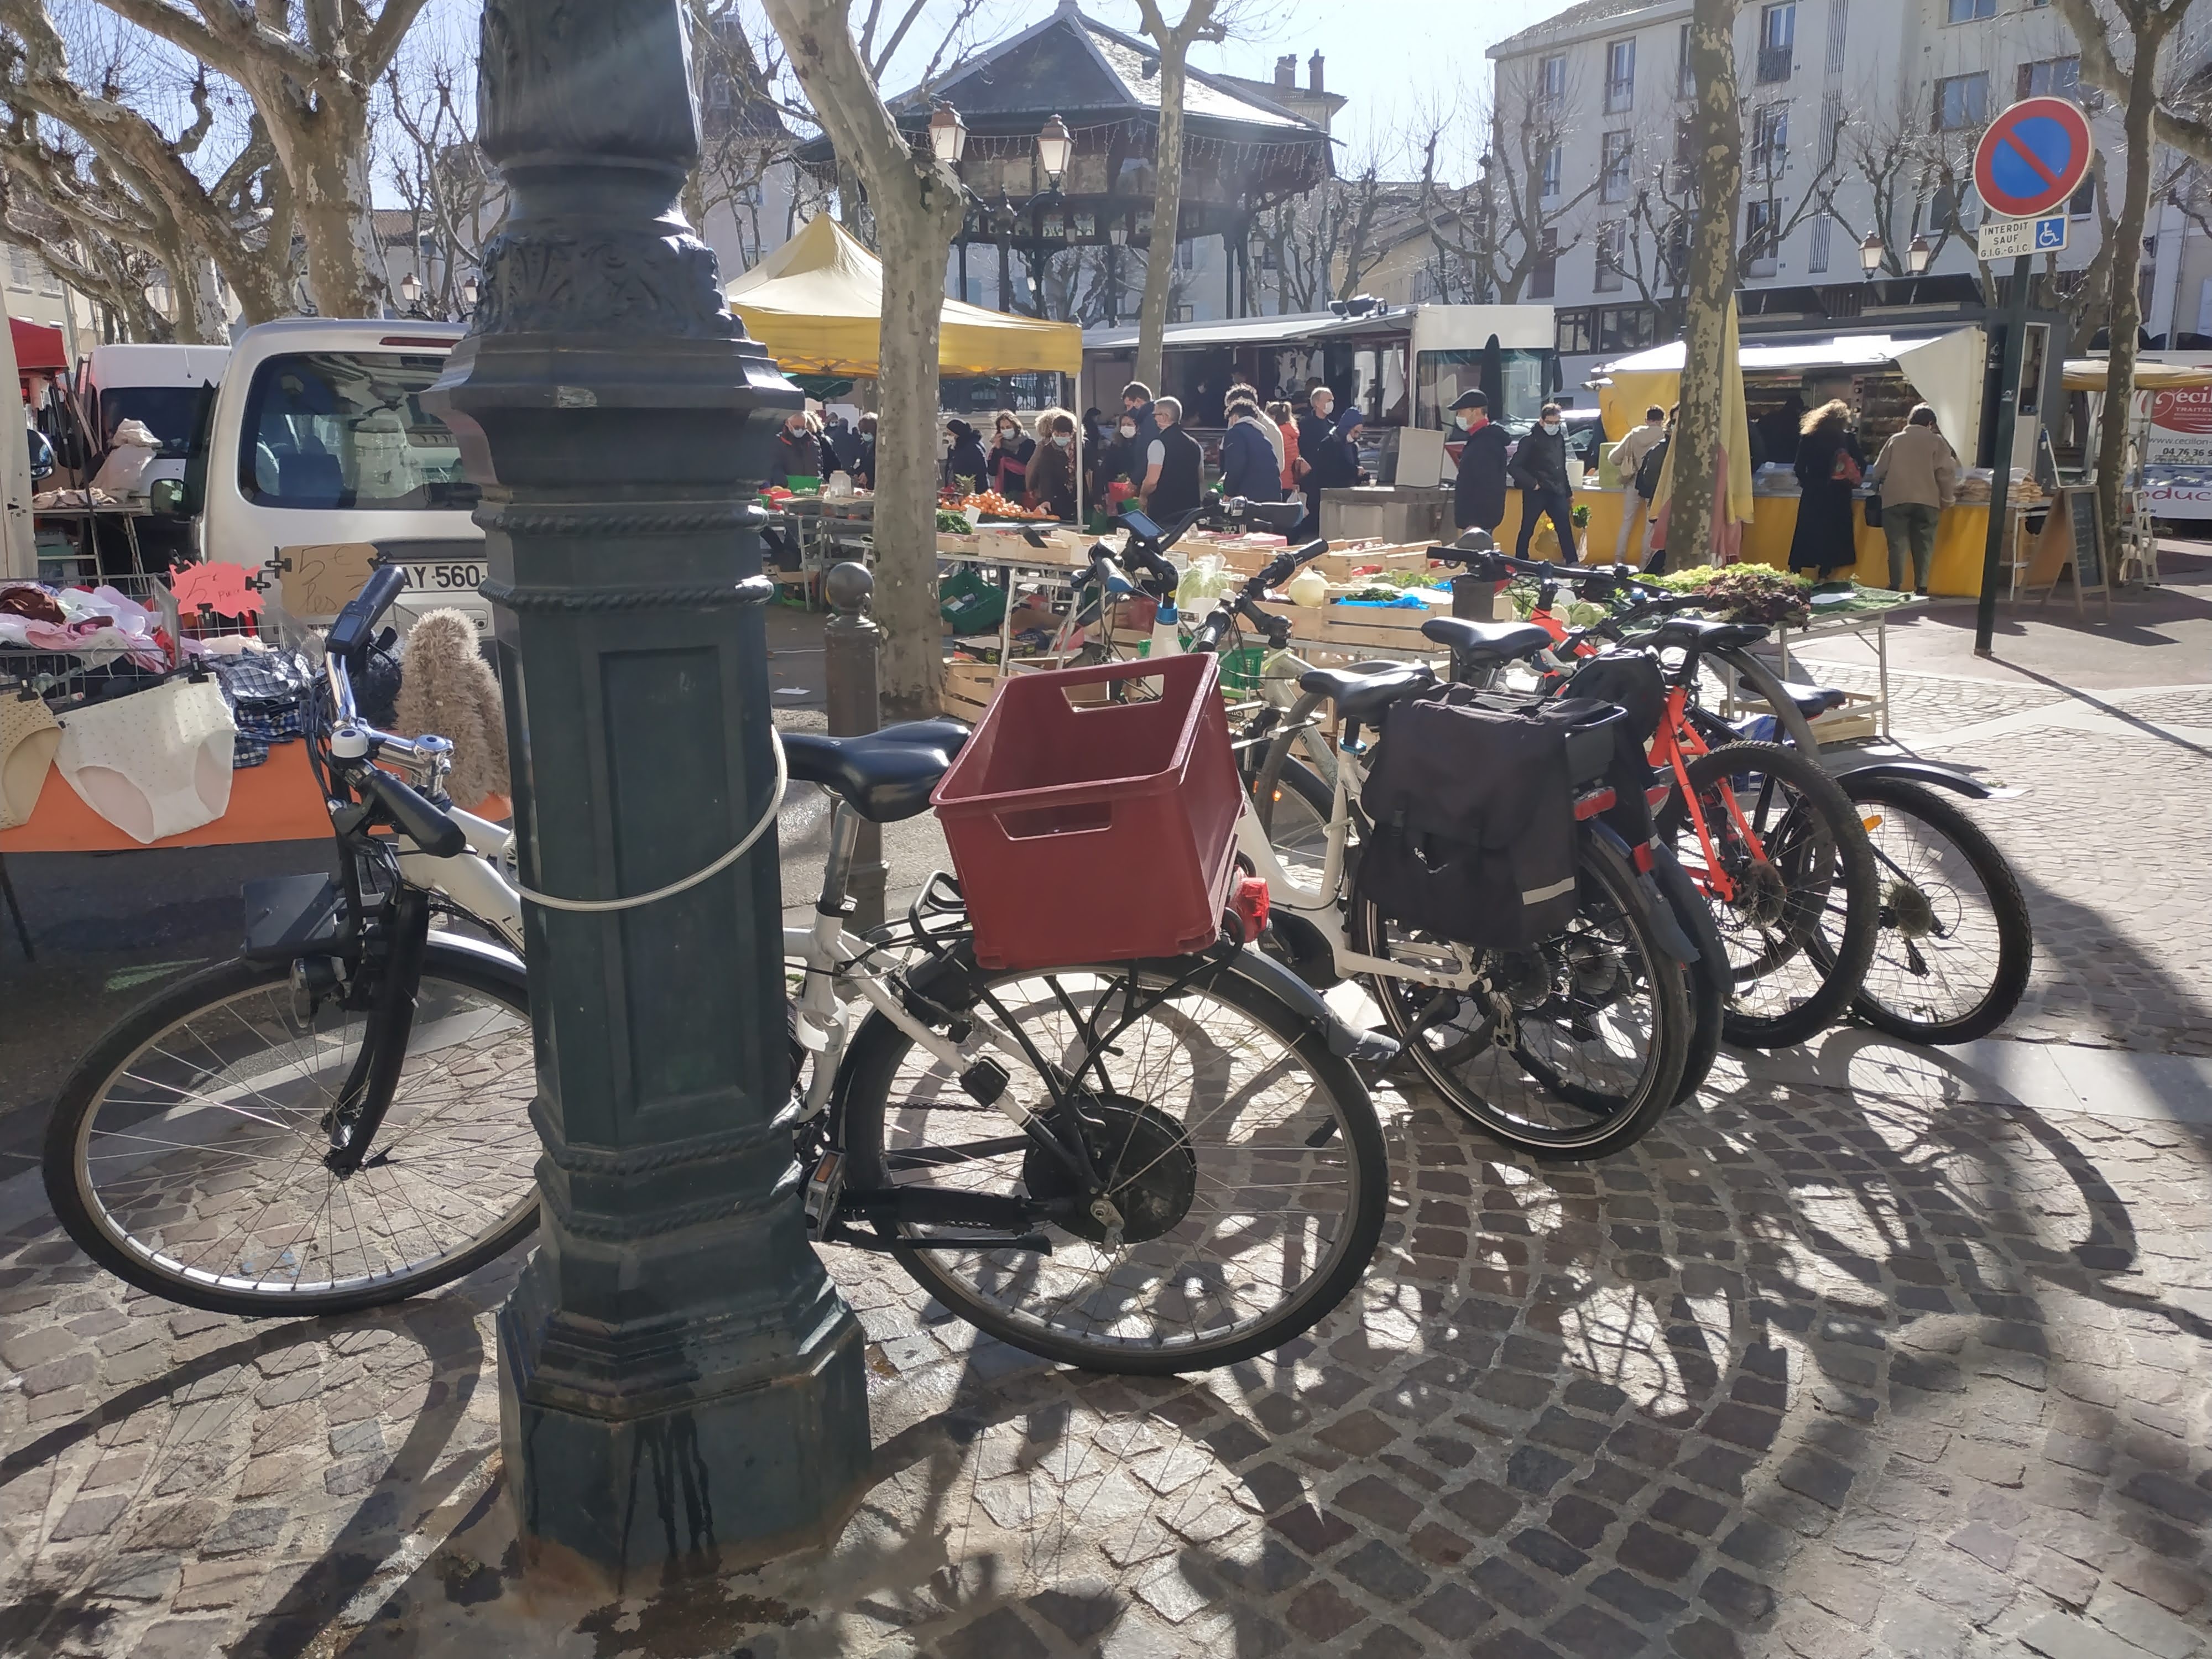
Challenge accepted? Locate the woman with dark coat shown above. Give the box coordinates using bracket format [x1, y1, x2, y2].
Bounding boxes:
[1787, 399, 1866, 582]
[1025, 409, 1081, 520]
[943, 420, 989, 494]
[985, 410, 1034, 499]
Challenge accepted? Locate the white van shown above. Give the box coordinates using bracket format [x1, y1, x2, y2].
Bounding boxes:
[77, 343, 233, 488]
[170, 317, 486, 630]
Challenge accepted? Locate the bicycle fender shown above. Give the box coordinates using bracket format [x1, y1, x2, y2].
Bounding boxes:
[421, 930, 527, 980]
[1823, 757, 1994, 799]
[1216, 945, 1401, 1066]
[1585, 821, 1698, 966]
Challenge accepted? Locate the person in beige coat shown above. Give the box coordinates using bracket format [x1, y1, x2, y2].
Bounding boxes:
[1867, 404, 1958, 595]
[1608, 406, 1669, 559]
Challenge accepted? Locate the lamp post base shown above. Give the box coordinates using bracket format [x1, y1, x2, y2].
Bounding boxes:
[496, 1251, 869, 1586]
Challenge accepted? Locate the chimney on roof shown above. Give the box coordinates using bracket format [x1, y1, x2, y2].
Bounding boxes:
[1275, 54, 1296, 90]
[1308, 51, 1324, 94]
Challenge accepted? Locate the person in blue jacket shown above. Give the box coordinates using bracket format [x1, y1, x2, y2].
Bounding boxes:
[1218, 394, 1286, 502]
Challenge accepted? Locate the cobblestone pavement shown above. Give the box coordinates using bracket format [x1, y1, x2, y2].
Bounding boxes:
[4, 659, 2210, 1658]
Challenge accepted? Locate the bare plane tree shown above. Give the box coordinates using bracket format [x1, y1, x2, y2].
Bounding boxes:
[83, 0, 432, 317]
[1671, 0, 1744, 566]
[375, 42, 501, 322]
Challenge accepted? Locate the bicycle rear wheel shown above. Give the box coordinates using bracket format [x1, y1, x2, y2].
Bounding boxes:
[1353, 827, 1691, 1160]
[1828, 774, 2032, 1045]
[1662, 740, 1879, 1049]
[839, 957, 1387, 1374]
[44, 942, 540, 1316]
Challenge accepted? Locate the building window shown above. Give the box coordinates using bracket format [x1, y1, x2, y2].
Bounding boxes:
[1824, 0, 1848, 74]
[2017, 56, 2081, 101]
[1672, 118, 1697, 191]
[38, 263, 60, 296]
[1929, 181, 1960, 233]
[1601, 132, 1635, 202]
[1557, 308, 1595, 355]
[1758, 5, 1795, 84]
[2070, 175, 2095, 217]
[1541, 143, 1563, 201]
[1595, 220, 1627, 292]
[1598, 306, 1657, 351]
[1751, 105, 1789, 180]
[1531, 229, 1559, 300]
[1934, 72, 1988, 131]
[1819, 91, 1843, 168]
[1745, 200, 1777, 276]
[1605, 39, 1636, 112]
[1946, 0, 1995, 19]
[1663, 216, 1691, 284]
[5, 246, 30, 289]
[1677, 24, 1695, 97]
[1537, 54, 1567, 106]
[1809, 212, 1832, 273]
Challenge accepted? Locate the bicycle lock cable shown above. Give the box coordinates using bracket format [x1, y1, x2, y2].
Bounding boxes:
[509, 726, 790, 915]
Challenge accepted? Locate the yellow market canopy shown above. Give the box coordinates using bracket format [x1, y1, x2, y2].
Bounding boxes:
[726, 214, 1081, 380]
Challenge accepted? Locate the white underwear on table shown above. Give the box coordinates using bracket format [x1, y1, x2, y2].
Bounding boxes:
[56, 679, 237, 844]
[0, 695, 61, 830]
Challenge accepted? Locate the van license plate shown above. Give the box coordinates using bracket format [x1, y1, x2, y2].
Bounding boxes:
[399, 561, 487, 596]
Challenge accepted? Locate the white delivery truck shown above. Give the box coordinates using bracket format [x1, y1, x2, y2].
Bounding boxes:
[158, 317, 487, 631]
[76, 342, 233, 489]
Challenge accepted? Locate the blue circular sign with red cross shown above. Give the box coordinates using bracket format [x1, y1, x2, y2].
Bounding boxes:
[1974, 97, 2094, 220]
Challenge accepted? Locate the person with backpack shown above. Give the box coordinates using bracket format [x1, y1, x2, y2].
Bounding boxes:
[1608, 405, 1668, 560]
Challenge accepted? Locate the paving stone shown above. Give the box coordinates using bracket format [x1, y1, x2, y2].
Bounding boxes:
[2085, 1585, 2203, 1659]
[1618, 1520, 1701, 1582]
[1285, 1581, 1365, 1644]
[1334, 1474, 1422, 1533]
[1337, 1538, 1430, 1604]
[1413, 1583, 1496, 1640]
[2020, 1610, 2167, 1659]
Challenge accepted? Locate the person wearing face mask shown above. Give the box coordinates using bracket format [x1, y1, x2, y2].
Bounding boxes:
[1608, 405, 1669, 560]
[1120, 380, 1160, 460]
[1449, 392, 1510, 536]
[943, 419, 989, 494]
[987, 410, 1034, 499]
[1295, 385, 1349, 536]
[1508, 401, 1579, 562]
[1025, 409, 1081, 520]
[1268, 400, 1301, 495]
[1140, 397, 1204, 521]
[853, 412, 878, 491]
[774, 409, 836, 484]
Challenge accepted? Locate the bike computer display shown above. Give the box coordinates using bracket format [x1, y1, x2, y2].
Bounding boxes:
[1118, 507, 1165, 542]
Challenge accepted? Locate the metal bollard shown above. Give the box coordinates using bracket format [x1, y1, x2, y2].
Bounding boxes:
[823, 562, 888, 930]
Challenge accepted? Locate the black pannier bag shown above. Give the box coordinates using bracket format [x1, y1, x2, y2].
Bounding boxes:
[1355, 688, 1624, 948]
[1558, 650, 1666, 847]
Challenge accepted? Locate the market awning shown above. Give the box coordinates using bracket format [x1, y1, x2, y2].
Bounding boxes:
[1594, 326, 1985, 469]
[2062, 358, 2212, 390]
[11, 317, 65, 373]
[1082, 308, 1415, 353]
[725, 214, 1080, 379]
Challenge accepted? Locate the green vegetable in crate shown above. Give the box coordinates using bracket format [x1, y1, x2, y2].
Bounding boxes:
[1650, 564, 1812, 627]
[937, 509, 972, 533]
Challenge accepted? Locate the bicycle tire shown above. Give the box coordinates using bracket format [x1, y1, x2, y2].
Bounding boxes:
[44, 942, 540, 1317]
[1353, 827, 1691, 1160]
[1651, 841, 1726, 1103]
[1708, 644, 1826, 754]
[1830, 774, 2033, 1045]
[839, 955, 1387, 1374]
[1661, 740, 1880, 1050]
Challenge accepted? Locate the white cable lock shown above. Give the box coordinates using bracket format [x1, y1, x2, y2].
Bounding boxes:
[512, 726, 790, 914]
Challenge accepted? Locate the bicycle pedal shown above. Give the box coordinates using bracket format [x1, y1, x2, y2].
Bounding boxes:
[804, 1150, 846, 1233]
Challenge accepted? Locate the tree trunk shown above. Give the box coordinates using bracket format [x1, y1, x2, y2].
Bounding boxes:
[1672, 0, 1744, 567]
[765, 0, 964, 715]
[283, 103, 382, 317]
[2096, 26, 2164, 545]
[1134, 47, 1191, 390]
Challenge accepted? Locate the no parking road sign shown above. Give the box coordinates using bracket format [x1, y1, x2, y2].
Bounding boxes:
[1974, 97, 2094, 221]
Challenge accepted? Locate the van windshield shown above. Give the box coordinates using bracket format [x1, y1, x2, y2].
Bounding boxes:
[100, 387, 205, 457]
[238, 351, 479, 512]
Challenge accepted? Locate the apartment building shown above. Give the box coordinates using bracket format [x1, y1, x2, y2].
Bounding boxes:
[1, 240, 93, 351]
[1486, 0, 2204, 385]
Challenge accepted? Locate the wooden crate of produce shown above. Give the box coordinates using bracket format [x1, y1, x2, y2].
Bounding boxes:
[1808, 690, 1881, 744]
[941, 659, 998, 722]
[1282, 593, 1455, 658]
[1208, 542, 1443, 585]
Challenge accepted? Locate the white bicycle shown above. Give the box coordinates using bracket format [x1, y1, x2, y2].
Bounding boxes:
[44, 566, 1391, 1374]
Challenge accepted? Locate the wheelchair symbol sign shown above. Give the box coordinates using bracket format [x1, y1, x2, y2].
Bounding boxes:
[2034, 216, 2068, 251]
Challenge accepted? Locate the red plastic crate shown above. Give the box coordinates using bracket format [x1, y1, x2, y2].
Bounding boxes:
[931, 653, 1244, 971]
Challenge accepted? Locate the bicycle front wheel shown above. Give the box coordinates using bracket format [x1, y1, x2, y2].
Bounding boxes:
[44, 942, 540, 1316]
[840, 957, 1388, 1374]
[1664, 740, 1879, 1049]
[1832, 774, 2033, 1044]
